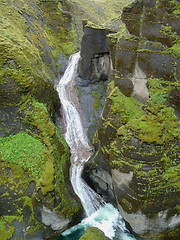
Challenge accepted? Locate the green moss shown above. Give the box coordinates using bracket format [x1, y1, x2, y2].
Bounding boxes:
[41, 1, 77, 57]
[0, 0, 82, 236]
[0, 132, 47, 181]
[0, 218, 15, 240]
[108, 23, 129, 42]
[0, 215, 23, 240]
[0, 0, 60, 110]
[1, 94, 79, 217]
[165, 43, 180, 58]
[108, 86, 144, 125]
[37, 160, 54, 195]
[80, 227, 108, 240]
[169, 0, 180, 15]
[92, 88, 103, 111]
[53, 128, 81, 217]
[84, 20, 106, 30]
[122, 78, 180, 144]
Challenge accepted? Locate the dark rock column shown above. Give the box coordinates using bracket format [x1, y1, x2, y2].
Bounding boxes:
[78, 21, 112, 84]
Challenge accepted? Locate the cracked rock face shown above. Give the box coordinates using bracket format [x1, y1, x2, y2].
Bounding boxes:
[78, 22, 112, 83]
[41, 206, 70, 231]
[80, 0, 180, 239]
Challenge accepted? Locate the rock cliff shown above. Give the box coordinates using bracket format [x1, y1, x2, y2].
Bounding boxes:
[82, 0, 180, 239]
[0, 0, 82, 239]
[1, 0, 180, 239]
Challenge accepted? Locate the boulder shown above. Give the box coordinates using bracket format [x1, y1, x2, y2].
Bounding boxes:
[80, 226, 110, 240]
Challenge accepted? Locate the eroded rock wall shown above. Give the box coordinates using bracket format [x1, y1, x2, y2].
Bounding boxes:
[0, 0, 82, 239]
[83, 0, 180, 239]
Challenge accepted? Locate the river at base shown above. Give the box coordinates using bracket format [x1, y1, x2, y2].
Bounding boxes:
[54, 203, 137, 240]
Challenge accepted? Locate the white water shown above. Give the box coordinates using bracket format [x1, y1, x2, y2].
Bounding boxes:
[56, 52, 136, 239]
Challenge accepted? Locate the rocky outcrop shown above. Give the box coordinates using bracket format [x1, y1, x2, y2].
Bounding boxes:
[83, 0, 180, 239]
[0, 0, 82, 239]
[78, 21, 112, 84]
[76, 22, 114, 141]
[75, 78, 108, 141]
[80, 226, 110, 240]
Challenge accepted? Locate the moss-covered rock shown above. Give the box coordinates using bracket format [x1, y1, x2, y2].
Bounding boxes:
[0, 0, 82, 239]
[80, 226, 110, 240]
[86, 0, 180, 239]
[0, 101, 82, 239]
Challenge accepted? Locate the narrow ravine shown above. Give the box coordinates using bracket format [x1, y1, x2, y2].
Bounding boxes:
[56, 52, 137, 240]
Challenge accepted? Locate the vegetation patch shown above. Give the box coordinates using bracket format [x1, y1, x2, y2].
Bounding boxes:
[120, 78, 180, 144]
[67, 0, 133, 26]
[0, 132, 47, 181]
[0, 216, 16, 240]
[108, 86, 144, 125]
[80, 226, 108, 240]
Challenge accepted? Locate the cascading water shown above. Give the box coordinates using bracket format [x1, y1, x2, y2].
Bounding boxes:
[57, 52, 104, 216]
[56, 52, 137, 240]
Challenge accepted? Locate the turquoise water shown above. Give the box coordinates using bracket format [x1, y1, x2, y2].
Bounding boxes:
[54, 204, 137, 240]
[54, 229, 85, 240]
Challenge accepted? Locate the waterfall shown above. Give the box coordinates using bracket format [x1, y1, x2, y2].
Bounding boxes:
[56, 52, 137, 239]
[57, 52, 104, 216]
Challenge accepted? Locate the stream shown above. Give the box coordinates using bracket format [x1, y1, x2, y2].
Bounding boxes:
[56, 52, 137, 240]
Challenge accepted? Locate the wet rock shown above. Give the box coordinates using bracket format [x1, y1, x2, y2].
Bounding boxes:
[83, 150, 116, 205]
[78, 21, 112, 83]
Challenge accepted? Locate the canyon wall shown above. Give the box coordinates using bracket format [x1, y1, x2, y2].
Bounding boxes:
[0, 0, 82, 239]
[81, 0, 180, 239]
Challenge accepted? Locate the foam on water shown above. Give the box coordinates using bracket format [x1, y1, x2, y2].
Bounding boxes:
[62, 203, 136, 240]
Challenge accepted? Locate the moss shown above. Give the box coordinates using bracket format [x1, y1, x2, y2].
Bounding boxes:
[53, 128, 81, 217]
[0, 0, 61, 113]
[108, 86, 144, 125]
[84, 20, 106, 30]
[36, 160, 54, 195]
[0, 0, 82, 237]
[0, 132, 47, 181]
[108, 23, 129, 42]
[92, 88, 103, 111]
[153, 226, 180, 240]
[40, 0, 78, 58]
[1, 96, 80, 220]
[0, 216, 16, 240]
[24, 98, 56, 147]
[165, 43, 180, 58]
[110, 138, 180, 214]
[101, 76, 179, 217]
[122, 78, 180, 144]
[169, 0, 180, 15]
[80, 226, 108, 240]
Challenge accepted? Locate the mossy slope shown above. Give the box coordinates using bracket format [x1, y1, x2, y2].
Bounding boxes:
[0, 0, 82, 239]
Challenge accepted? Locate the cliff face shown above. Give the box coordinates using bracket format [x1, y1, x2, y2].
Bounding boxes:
[82, 0, 180, 239]
[1, 0, 180, 239]
[0, 0, 82, 239]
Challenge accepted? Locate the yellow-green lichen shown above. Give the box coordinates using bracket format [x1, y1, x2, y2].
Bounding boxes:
[108, 86, 144, 125]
